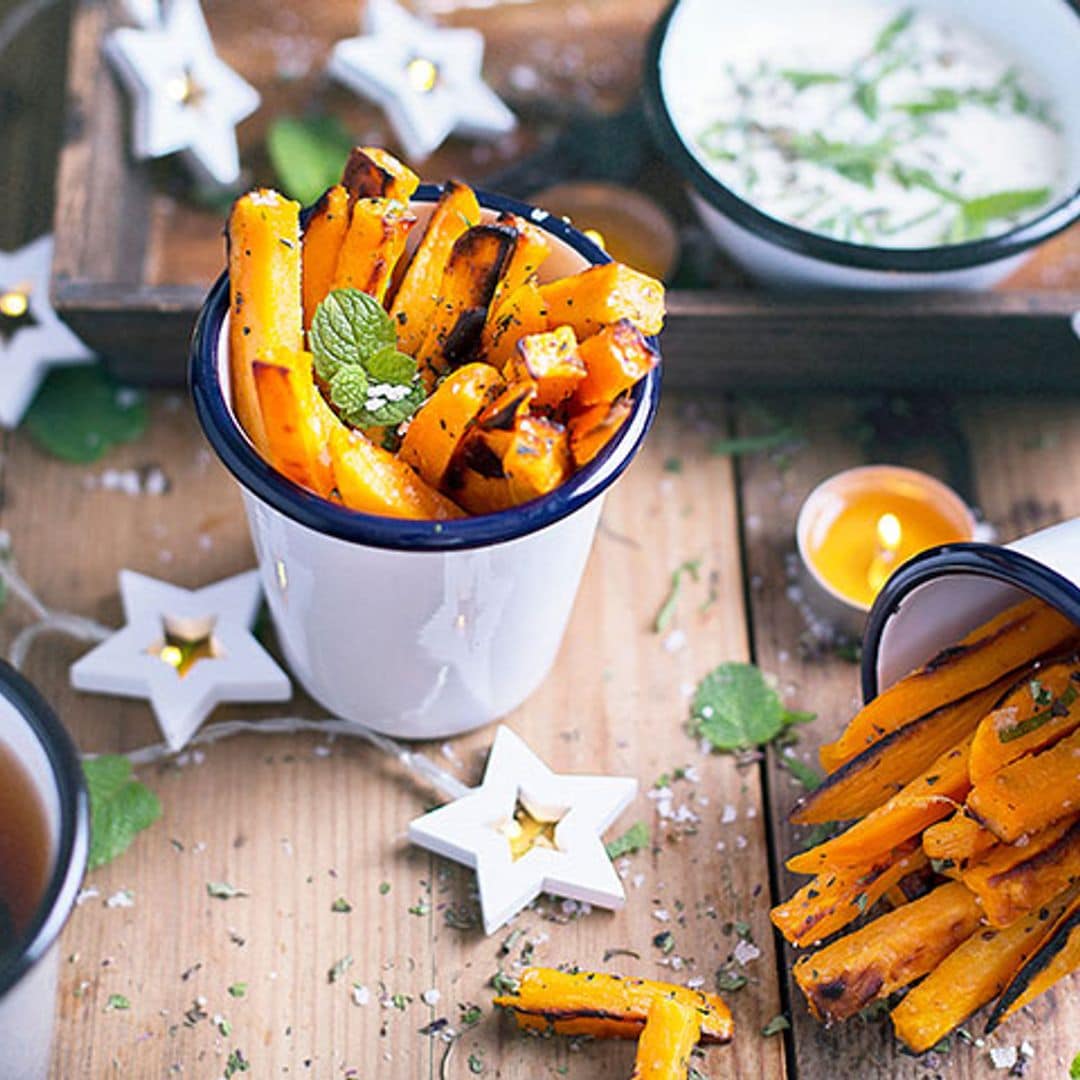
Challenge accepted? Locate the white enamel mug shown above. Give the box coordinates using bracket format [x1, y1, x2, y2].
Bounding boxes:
[0, 663, 88, 1080]
[191, 187, 662, 739]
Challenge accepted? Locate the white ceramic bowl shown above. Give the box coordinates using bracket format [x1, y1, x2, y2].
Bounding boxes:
[0, 664, 88, 1080]
[645, 0, 1080, 289]
[191, 187, 661, 740]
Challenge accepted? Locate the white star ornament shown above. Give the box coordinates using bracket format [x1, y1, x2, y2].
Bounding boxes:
[328, 0, 516, 161]
[408, 726, 637, 935]
[103, 0, 260, 186]
[0, 234, 93, 428]
[70, 570, 291, 752]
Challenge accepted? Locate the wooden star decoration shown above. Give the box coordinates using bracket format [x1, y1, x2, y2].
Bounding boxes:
[408, 726, 637, 935]
[103, 0, 260, 186]
[0, 234, 93, 428]
[328, 0, 516, 161]
[71, 570, 291, 752]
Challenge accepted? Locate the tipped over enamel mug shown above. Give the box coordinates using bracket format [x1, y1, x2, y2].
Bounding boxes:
[0, 662, 88, 1080]
[191, 186, 661, 739]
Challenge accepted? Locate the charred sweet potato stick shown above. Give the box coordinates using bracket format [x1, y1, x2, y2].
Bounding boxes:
[504, 326, 586, 409]
[487, 211, 551, 318]
[967, 725, 1080, 842]
[480, 278, 549, 369]
[327, 425, 463, 520]
[493, 968, 733, 1044]
[792, 680, 1008, 825]
[539, 262, 665, 338]
[631, 995, 702, 1080]
[227, 189, 303, 457]
[962, 814, 1080, 928]
[787, 736, 973, 874]
[415, 223, 519, 385]
[793, 881, 983, 1023]
[331, 198, 416, 303]
[398, 362, 504, 489]
[922, 810, 997, 871]
[389, 180, 481, 356]
[301, 185, 350, 330]
[568, 398, 633, 469]
[818, 599, 1076, 774]
[891, 888, 1076, 1052]
[986, 887, 1080, 1031]
[573, 320, 660, 409]
[968, 656, 1080, 785]
[772, 843, 927, 947]
[342, 146, 419, 204]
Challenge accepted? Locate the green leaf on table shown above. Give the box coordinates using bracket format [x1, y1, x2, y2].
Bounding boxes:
[653, 558, 701, 633]
[692, 662, 814, 752]
[83, 756, 161, 870]
[778, 751, 823, 791]
[710, 429, 798, 458]
[266, 115, 353, 207]
[24, 365, 146, 464]
[761, 1013, 791, 1037]
[605, 822, 650, 860]
[1069, 1051, 1080, 1079]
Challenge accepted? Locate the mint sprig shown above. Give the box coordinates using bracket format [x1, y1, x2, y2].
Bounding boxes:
[83, 756, 162, 870]
[310, 289, 425, 429]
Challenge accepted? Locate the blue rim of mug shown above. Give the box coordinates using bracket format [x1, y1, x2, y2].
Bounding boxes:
[0, 661, 89, 1000]
[861, 542, 1080, 700]
[190, 183, 663, 552]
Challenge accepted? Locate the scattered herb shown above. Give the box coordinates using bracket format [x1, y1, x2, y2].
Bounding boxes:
[930, 857, 955, 875]
[331, 897, 353, 913]
[379, 881, 391, 895]
[328, 954, 353, 983]
[854, 891, 870, 914]
[409, 901, 431, 917]
[663, 456, 683, 473]
[490, 971, 519, 995]
[692, 662, 814, 752]
[930, 1035, 952, 1054]
[653, 930, 676, 955]
[224, 1048, 250, 1077]
[105, 993, 130, 1012]
[1069, 1051, 1080, 1079]
[228, 983, 247, 998]
[710, 429, 797, 458]
[391, 992, 412, 1010]
[761, 1013, 791, 1037]
[1029, 679, 1053, 708]
[1001, 684, 1076, 743]
[207, 881, 248, 900]
[460, 1004, 483, 1027]
[778, 751, 823, 791]
[218, 1017, 233, 1037]
[715, 967, 748, 993]
[653, 558, 702, 633]
[83, 756, 162, 870]
[732, 920, 752, 940]
[467, 1053, 484, 1074]
[266, 115, 353, 207]
[605, 822, 651, 860]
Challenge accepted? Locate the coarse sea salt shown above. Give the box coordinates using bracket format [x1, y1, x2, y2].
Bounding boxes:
[989, 1046, 1017, 1069]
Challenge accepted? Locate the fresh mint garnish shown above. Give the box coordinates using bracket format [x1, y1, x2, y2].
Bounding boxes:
[266, 116, 352, 207]
[83, 756, 162, 870]
[311, 288, 425, 429]
[605, 822, 650, 860]
[692, 662, 814, 752]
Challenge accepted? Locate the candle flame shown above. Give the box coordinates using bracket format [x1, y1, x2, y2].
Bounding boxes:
[877, 512, 902, 552]
[0, 289, 29, 319]
[405, 57, 439, 94]
[495, 798, 564, 861]
[867, 512, 904, 596]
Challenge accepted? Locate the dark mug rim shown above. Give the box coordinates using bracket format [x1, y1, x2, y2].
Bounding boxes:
[0, 660, 89, 1000]
[190, 183, 663, 553]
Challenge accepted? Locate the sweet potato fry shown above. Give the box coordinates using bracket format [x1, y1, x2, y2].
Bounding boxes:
[389, 180, 481, 356]
[331, 197, 416, 303]
[301, 184, 350, 330]
[631, 995, 702, 1080]
[793, 881, 982, 1023]
[573, 320, 660, 408]
[967, 726, 1080, 842]
[962, 814, 1080, 927]
[480, 278, 550, 369]
[792, 680, 1007, 825]
[539, 262, 665, 338]
[398, 362, 503, 489]
[568, 397, 633, 469]
[818, 599, 1076, 773]
[342, 146, 419, 203]
[787, 737, 972, 874]
[227, 189, 303, 457]
[986, 888, 1080, 1031]
[493, 968, 733, 1044]
[922, 810, 996, 871]
[772, 843, 927, 947]
[891, 889, 1076, 1052]
[968, 656, 1080, 785]
[504, 325, 586, 409]
[328, 425, 463, 520]
[487, 211, 551, 318]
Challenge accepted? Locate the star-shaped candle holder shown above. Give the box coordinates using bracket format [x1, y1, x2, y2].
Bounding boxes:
[71, 570, 291, 751]
[0, 235, 93, 428]
[104, 0, 260, 186]
[328, 0, 516, 161]
[408, 726, 637, 935]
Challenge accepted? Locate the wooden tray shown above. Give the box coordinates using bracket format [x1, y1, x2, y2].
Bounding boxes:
[52, 0, 1080, 390]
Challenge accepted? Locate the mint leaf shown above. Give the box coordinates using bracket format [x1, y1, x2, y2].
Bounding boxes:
[327, 366, 370, 421]
[1069, 1051, 1080, 1079]
[24, 365, 146, 464]
[692, 662, 814, 752]
[83, 756, 161, 870]
[357, 381, 425, 428]
[310, 288, 397, 383]
[605, 822, 650, 860]
[366, 345, 417, 385]
[761, 1013, 791, 1037]
[267, 116, 352, 207]
[779, 752, 823, 791]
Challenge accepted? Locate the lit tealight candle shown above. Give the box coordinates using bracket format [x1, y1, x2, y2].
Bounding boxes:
[405, 56, 439, 94]
[797, 465, 976, 630]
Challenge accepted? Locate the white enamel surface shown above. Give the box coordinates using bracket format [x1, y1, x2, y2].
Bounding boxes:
[0, 235, 93, 428]
[407, 726, 636, 934]
[215, 198, 636, 739]
[70, 570, 291, 751]
[874, 517, 1080, 691]
[661, 0, 1080, 288]
[0, 943, 59, 1080]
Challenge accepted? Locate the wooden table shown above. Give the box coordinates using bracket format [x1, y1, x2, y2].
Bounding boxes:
[3, 1, 1080, 1077]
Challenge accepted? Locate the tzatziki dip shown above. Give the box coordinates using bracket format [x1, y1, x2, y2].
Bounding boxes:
[670, 5, 1066, 248]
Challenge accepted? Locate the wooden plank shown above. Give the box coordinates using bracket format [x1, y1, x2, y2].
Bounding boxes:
[0, 397, 784, 1077]
[737, 393, 1080, 1077]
